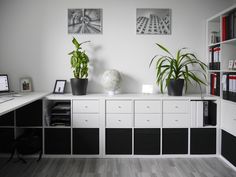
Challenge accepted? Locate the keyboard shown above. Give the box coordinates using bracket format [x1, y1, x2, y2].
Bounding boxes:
[0, 97, 14, 104]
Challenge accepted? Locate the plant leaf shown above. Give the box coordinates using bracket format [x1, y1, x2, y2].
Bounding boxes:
[72, 37, 80, 49]
[156, 43, 174, 58]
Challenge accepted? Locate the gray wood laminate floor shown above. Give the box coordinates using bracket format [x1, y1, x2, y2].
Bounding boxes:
[0, 157, 236, 177]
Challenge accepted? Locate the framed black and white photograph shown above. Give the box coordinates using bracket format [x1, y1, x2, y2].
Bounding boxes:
[68, 8, 103, 34]
[233, 60, 236, 70]
[20, 77, 32, 92]
[228, 60, 234, 69]
[53, 80, 66, 94]
[136, 8, 171, 35]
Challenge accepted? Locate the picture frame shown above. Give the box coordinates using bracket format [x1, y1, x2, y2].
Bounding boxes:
[20, 77, 33, 92]
[233, 60, 236, 70]
[136, 8, 171, 35]
[68, 8, 103, 34]
[228, 60, 234, 69]
[53, 80, 66, 94]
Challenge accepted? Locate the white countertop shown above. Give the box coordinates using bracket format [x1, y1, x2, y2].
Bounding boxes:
[45, 93, 219, 100]
[0, 92, 49, 116]
[0, 92, 218, 116]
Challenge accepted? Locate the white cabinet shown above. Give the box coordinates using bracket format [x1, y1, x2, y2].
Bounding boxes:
[163, 100, 190, 128]
[72, 100, 100, 128]
[45, 93, 219, 157]
[134, 100, 162, 128]
[221, 100, 236, 136]
[106, 100, 133, 128]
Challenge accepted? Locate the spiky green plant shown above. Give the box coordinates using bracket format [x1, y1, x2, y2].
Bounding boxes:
[149, 43, 207, 93]
[68, 37, 90, 79]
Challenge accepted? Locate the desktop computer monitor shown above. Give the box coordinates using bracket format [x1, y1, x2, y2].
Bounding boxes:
[0, 74, 10, 93]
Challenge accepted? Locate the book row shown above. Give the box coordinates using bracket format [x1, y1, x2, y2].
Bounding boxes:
[222, 73, 236, 102]
[209, 46, 220, 70]
[222, 10, 236, 41]
[210, 73, 220, 96]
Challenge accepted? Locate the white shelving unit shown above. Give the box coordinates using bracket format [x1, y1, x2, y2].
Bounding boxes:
[207, 4, 236, 170]
[207, 4, 236, 97]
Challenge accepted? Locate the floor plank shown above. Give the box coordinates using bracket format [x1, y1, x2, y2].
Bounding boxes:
[0, 157, 236, 177]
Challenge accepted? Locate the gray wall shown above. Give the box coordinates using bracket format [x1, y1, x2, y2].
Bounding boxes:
[0, 0, 235, 93]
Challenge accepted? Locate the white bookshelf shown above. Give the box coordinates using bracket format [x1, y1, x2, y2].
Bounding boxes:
[206, 4, 236, 97]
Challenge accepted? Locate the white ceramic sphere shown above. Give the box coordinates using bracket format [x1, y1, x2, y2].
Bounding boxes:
[102, 69, 122, 93]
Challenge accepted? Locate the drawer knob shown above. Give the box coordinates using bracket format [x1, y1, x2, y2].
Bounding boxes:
[118, 106, 122, 109]
[85, 106, 88, 108]
[146, 119, 150, 122]
[175, 106, 178, 108]
[85, 120, 88, 122]
[175, 119, 179, 122]
[146, 106, 150, 109]
[118, 120, 122, 122]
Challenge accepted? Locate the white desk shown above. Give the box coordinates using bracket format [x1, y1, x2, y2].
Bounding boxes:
[0, 92, 49, 116]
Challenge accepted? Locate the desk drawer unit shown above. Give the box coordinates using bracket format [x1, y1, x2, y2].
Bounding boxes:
[73, 114, 99, 128]
[106, 100, 132, 114]
[163, 114, 190, 128]
[135, 100, 161, 113]
[163, 100, 188, 114]
[106, 114, 133, 128]
[135, 114, 162, 128]
[73, 100, 99, 113]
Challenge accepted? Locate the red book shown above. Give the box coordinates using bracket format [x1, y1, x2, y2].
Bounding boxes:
[211, 74, 216, 95]
[222, 16, 226, 41]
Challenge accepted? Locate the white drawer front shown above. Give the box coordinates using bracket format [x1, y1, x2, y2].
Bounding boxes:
[163, 114, 190, 128]
[73, 114, 99, 128]
[106, 114, 133, 128]
[221, 101, 236, 136]
[163, 100, 188, 113]
[135, 114, 162, 128]
[73, 100, 99, 113]
[135, 100, 162, 113]
[106, 100, 132, 113]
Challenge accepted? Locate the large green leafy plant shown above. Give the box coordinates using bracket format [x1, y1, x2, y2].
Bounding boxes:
[149, 43, 207, 93]
[68, 37, 90, 79]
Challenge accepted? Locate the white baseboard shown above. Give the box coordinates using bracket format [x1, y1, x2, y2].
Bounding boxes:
[219, 155, 236, 171]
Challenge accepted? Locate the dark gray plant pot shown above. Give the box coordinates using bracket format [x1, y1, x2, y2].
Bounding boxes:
[167, 79, 184, 96]
[70, 78, 88, 95]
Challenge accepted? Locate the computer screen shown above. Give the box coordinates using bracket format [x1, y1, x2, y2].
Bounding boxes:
[0, 74, 10, 92]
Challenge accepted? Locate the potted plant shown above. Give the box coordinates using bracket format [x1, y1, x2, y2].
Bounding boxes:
[68, 37, 90, 95]
[149, 43, 207, 96]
